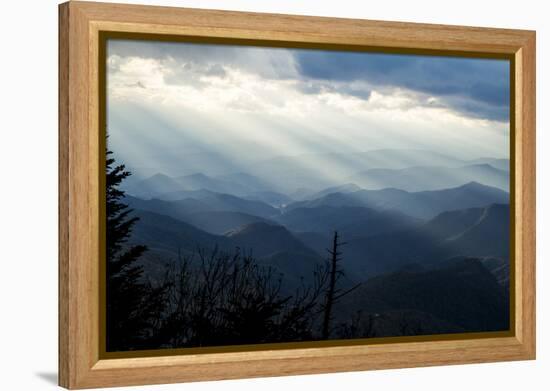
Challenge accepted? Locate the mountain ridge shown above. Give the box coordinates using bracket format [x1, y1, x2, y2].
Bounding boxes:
[285, 181, 509, 219]
[347, 163, 509, 191]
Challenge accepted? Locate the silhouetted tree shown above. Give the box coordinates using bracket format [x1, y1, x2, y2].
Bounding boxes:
[106, 149, 166, 351]
[335, 311, 376, 339]
[321, 231, 360, 339]
[157, 247, 329, 348]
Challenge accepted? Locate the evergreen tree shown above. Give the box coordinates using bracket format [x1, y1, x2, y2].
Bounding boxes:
[106, 149, 165, 351]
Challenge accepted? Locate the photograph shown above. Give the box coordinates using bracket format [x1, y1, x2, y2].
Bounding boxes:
[104, 38, 512, 352]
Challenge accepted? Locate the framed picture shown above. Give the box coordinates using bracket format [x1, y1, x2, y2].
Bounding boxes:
[59, 1, 536, 389]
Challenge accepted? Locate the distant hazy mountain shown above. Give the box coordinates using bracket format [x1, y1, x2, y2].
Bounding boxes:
[337, 257, 509, 334]
[123, 151, 509, 199]
[225, 222, 318, 258]
[126, 191, 279, 220]
[225, 222, 327, 290]
[289, 187, 317, 200]
[438, 203, 510, 257]
[340, 203, 510, 279]
[149, 188, 218, 201]
[286, 182, 509, 219]
[181, 211, 272, 235]
[174, 173, 251, 196]
[132, 211, 313, 260]
[123, 173, 183, 198]
[125, 195, 213, 219]
[348, 164, 509, 191]
[275, 206, 422, 237]
[305, 183, 362, 201]
[125, 172, 272, 199]
[129, 209, 232, 258]
[243, 191, 294, 207]
[466, 158, 509, 171]
[420, 206, 488, 239]
[188, 192, 279, 218]
[244, 149, 467, 194]
[129, 211, 324, 289]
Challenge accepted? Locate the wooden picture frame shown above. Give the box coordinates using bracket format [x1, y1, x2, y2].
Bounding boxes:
[59, 1, 536, 389]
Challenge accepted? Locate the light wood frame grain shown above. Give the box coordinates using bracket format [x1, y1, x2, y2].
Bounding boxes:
[59, 1, 536, 389]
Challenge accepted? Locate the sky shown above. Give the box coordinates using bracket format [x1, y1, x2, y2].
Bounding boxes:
[106, 39, 510, 179]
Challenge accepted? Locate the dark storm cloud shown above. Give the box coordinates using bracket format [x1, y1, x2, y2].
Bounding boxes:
[295, 51, 510, 121]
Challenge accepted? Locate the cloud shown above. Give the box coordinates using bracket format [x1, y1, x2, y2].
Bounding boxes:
[295, 51, 510, 121]
[108, 39, 509, 122]
[297, 79, 372, 101]
[107, 39, 298, 81]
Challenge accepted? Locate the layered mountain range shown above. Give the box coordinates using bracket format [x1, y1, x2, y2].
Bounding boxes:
[121, 149, 511, 336]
